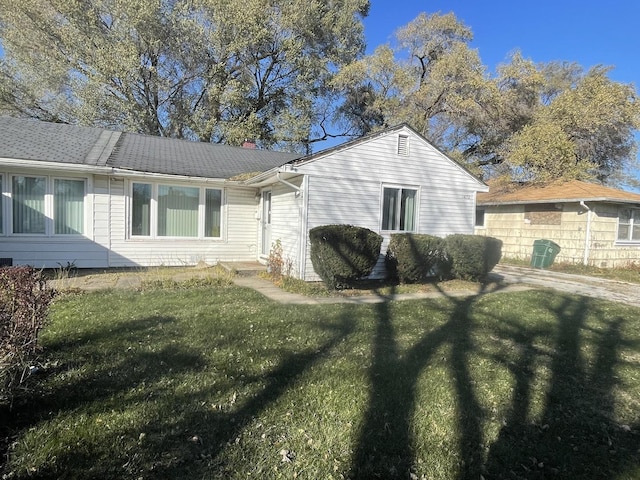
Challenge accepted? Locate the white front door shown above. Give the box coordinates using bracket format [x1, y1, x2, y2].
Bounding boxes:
[261, 190, 272, 256]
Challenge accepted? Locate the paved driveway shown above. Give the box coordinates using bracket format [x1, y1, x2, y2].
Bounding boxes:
[491, 265, 640, 308]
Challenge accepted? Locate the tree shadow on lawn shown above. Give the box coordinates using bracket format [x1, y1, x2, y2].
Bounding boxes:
[349, 287, 640, 479]
[484, 296, 640, 479]
[5, 305, 358, 479]
[0, 314, 205, 477]
[144, 310, 357, 478]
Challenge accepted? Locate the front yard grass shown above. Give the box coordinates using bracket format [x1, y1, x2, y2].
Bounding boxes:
[2, 282, 639, 479]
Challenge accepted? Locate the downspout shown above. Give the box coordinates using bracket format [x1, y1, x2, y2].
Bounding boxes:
[276, 172, 302, 193]
[580, 201, 592, 266]
[108, 176, 112, 267]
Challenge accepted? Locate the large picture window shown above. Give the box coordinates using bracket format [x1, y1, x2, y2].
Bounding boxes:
[382, 186, 417, 231]
[617, 208, 640, 242]
[131, 182, 223, 239]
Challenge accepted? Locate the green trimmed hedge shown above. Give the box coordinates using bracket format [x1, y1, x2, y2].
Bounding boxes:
[385, 234, 447, 283]
[444, 234, 503, 281]
[309, 225, 383, 289]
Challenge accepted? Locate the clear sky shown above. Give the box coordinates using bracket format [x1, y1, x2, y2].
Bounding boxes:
[361, 1, 640, 189]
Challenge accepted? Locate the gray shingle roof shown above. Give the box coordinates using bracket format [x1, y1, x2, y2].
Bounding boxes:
[0, 117, 108, 165]
[108, 131, 300, 179]
[0, 117, 301, 179]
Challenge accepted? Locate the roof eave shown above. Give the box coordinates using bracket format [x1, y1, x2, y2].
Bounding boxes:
[478, 197, 640, 206]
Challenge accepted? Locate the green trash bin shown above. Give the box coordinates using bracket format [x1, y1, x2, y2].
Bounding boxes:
[530, 239, 561, 269]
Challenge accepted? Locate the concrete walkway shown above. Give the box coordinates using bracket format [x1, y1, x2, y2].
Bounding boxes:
[491, 264, 640, 308]
[232, 275, 532, 305]
[49, 264, 640, 308]
[234, 266, 640, 307]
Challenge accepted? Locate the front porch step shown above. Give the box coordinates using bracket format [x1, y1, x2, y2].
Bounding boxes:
[219, 261, 267, 277]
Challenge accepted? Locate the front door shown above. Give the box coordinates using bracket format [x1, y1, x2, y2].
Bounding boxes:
[261, 190, 272, 256]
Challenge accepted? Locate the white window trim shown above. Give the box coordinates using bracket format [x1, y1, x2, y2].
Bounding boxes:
[616, 207, 640, 244]
[129, 180, 225, 240]
[5, 173, 89, 237]
[380, 183, 420, 233]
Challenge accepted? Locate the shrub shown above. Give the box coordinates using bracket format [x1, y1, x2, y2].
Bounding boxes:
[444, 234, 503, 281]
[309, 225, 383, 289]
[267, 239, 284, 280]
[385, 234, 447, 283]
[0, 266, 56, 400]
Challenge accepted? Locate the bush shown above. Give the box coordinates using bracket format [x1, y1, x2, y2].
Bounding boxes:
[444, 234, 503, 281]
[385, 234, 447, 283]
[309, 225, 383, 289]
[0, 266, 56, 400]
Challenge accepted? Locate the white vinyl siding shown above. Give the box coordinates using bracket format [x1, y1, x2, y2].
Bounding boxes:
[265, 179, 303, 276]
[108, 181, 257, 267]
[298, 126, 486, 280]
[0, 171, 106, 268]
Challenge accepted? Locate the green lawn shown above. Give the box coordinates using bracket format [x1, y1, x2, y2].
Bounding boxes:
[2, 281, 640, 479]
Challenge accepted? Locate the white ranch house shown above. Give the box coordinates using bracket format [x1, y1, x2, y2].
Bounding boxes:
[0, 118, 488, 280]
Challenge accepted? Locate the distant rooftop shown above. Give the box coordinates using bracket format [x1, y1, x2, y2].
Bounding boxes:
[478, 180, 640, 205]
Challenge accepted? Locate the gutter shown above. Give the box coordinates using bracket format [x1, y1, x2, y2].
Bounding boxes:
[0, 158, 115, 174]
[580, 201, 592, 266]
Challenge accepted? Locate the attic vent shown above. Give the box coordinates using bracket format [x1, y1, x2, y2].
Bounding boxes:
[397, 135, 409, 156]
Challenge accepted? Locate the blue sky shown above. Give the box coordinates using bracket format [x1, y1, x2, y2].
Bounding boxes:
[361, 1, 640, 188]
[364, 1, 640, 84]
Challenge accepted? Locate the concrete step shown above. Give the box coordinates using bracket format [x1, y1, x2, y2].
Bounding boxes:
[219, 261, 267, 277]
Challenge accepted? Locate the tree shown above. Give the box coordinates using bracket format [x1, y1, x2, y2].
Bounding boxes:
[0, 0, 369, 151]
[335, 11, 640, 185]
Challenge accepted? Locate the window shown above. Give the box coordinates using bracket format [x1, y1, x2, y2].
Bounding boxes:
[54, 179, 85, 234]
[9, 175, 85, 235]
[158, 185, 199, 237]
[475, 208, 486, 227]
[132, 183, 151, 236]
[617, 208, 640, 242]
[12, 176, 46, 234]
[0, 176, 3, 235]
[131, 182, 223, 238]
[205, 188, 222, 237]
[382, 186, 417, 231]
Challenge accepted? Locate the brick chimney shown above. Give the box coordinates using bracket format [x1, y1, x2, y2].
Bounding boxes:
[242, 139, 257, 149]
